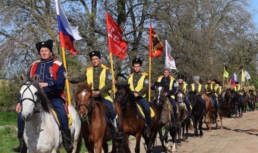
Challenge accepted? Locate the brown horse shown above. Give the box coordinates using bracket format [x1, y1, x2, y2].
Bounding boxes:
[113, 84, 159, 153]
[248, 90, 256, 111]
[243, 91, 249, 112]
[174, 91, 188, 144]
[75, 83, 130, 153]
[202, 93, 221, 131]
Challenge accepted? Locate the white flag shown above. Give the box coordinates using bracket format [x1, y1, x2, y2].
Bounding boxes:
[165, 40, 177, 70]
[245, 70, 251, 80]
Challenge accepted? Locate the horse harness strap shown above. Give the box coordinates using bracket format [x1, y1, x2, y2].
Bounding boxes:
[20, 82, 41, 114]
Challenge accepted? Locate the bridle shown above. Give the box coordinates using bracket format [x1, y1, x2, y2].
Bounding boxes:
[20, 82, 41, 114]
[114, 88, 129, 108]
[77, 90, 93, 122]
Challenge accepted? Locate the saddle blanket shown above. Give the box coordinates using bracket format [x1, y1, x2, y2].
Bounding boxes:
[50, 108, 73, 128]
[136, 103, 155, 120]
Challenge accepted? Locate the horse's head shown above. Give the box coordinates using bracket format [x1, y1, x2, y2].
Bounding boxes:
[114, 84, 131, 107]
[75, 83, 93, 119]
[19, 75, 49, 121]
[154, 82, 166, 106]
[188, 91, 198, 106]
[176, 90, 185, 102]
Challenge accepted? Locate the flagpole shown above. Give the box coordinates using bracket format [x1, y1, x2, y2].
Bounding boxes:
[148, 25, 152, 102]
[148, 56, 151, 102]
[61, 47, 72, 105]
[109, 52, 116, 98]
[223, 66, 225, 88]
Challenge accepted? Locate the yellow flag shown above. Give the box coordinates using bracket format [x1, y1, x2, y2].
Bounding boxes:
[223, 66, 229, 78]
[241, 69, 246, 83]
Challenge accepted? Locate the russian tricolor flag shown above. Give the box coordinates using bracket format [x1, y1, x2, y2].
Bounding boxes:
[231, 73, 237, 87]
[55, 0, 82, 55]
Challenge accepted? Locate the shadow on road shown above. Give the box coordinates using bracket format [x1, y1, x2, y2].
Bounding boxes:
[223, 126, 258, 136]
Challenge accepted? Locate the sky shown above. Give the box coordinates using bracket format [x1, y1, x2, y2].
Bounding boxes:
[250, 0, 258, 28]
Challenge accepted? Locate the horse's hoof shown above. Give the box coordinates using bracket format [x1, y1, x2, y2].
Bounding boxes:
[177, 142, 181, 146]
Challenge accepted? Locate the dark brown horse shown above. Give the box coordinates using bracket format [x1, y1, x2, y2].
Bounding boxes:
[230, 90, 244, 118]
[188, 91, 203, 137]
[153, 82, 177, 152]
[220, 89, 231, 118]
[113, 84, 159, 153]
[75, 83, 130, 153]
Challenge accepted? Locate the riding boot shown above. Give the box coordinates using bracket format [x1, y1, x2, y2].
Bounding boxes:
[12, 131, 27, 153]
[62, 130, 73, 153]
[144, 116, 151, 135]
[113, 118, 123, 141]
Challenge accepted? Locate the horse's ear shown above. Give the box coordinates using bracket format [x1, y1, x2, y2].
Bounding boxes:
[19, 75, 25, 83]
[89, 83, 92, 89]
[33, 75, 39, 82]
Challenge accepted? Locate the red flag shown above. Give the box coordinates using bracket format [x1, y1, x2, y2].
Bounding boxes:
[106, 12, 127, 60]
[149, 25, 164, 58]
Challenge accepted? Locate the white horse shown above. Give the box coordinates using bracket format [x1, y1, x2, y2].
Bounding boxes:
[19, 75, 81, 153]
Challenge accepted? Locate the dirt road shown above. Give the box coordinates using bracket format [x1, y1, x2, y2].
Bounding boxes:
[128, 111, 258, 153]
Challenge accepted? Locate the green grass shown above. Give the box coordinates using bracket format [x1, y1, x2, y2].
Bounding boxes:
[0, 111, 17, 126]
[0, 127, 18, 153]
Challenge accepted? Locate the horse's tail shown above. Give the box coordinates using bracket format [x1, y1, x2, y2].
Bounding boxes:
[75, 132, 82, 153]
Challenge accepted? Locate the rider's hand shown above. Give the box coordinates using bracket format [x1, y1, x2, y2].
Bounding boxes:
[92, 91, 100, 96]
[15, 103, 21, 113]
[164, 92, 168, 96]
[39, 82, 48, 88]
[112, 80, 116, 85]
[133, 92, 139, 97]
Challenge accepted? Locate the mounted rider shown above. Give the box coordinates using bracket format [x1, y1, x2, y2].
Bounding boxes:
[68, 51, 119, 135]
[234, 82, 244, 104]
[214, 80, 223, 116]
[13, 39, 73, 153]
[152, 67, 177, 125]
[189, 76, 206, 115]
[204, 77, 220, 113]
[215, 80, 223, 106]
[175, 74, 192, 115]
[127, 58, 151, 135]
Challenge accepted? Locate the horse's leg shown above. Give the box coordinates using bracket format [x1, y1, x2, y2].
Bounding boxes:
[158, 128, 166, 151]
[85, 140, 94, 153]
[199, 116, 203, 136]
[170, 126, 177, 152]
[164, 126, 172, 151]
[103, 142, 108, 153]
[177, 122, 182, 146]
[208, 112, 212, 131]
[135, 133, 142, 153]
[194, 116, 198, 137]
[94, 140, 104, 153]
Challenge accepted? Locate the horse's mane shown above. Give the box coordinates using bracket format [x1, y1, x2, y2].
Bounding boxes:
[22, 78, 50, 113]
[115, 83, 135, 104]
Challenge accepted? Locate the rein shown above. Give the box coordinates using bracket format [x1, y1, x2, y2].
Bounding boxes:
[78, 97, 94, 125]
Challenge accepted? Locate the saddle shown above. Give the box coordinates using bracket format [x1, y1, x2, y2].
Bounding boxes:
[135, 103, 155, 120]
[50, 108, 73, 128]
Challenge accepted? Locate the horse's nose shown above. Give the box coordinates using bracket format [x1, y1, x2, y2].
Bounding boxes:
[22, 113, 31, 121]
